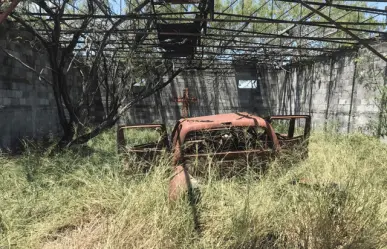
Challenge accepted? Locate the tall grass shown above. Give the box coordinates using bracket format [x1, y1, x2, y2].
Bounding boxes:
[0, 130, 386, 248]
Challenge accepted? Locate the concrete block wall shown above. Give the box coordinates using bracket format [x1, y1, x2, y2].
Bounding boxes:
[121, 71, 242, 125]
[352, 43, 387, 134]
[262, 44, 387, 133]
[122, 43, 387, 137]
[0, 22, 82, 149]
[0, 41, 60, 149]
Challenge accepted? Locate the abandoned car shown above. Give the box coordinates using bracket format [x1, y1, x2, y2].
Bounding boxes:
[117, 112, 311, 199]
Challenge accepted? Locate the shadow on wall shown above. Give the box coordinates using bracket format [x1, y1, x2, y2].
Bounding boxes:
[273, 60, 339, 125]
[0, 24, 64, 151]
[0, 107, 60, 152]
[125, 106, 156, 124]
[263, 50, 375, 134]
[169, 76, 183, 120]
[179, 70, 238, 117]
[123, 85, 157, 124]
[216, 71, 238, 114]
[181, 70, 204, 117]
[122, 70, 244, 124]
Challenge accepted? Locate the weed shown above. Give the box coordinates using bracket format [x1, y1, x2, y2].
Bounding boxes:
[0, 130, 386, 248]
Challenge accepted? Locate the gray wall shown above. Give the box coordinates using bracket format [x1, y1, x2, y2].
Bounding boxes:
[122, 43, 387, 136]
[0, 22, 82, 150]
[0, 24, 60, 149]
[121, 66, 272, 125]
[262, 44, 387, 133]
[121, 71, 242, 125]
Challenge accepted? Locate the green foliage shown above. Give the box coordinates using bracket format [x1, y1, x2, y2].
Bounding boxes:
[1, 129, 387, 248]
[123, 128, 162, 145]
[355, 52, 387, 137]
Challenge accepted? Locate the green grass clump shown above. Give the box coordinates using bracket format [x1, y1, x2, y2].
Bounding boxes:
[0, 130, 386, 249]
[123, 128, 162, 146]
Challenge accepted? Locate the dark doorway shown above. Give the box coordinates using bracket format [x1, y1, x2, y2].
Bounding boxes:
[235, 68, 262, 114]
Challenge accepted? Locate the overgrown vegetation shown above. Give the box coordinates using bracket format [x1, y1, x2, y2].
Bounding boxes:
[1, 130, 387, 249]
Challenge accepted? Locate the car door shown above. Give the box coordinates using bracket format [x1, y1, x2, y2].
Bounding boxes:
[267, 115, 311, 157]
[117, 124, 170, 161]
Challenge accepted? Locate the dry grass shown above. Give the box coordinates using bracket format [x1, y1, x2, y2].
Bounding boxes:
[0, 130, 387, 249]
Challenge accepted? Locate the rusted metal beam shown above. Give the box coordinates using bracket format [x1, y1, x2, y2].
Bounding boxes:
[71, 49, 327, 57]
[74, 43, 349, 52]
[59, 36, 357, 46]
[297, 0, 387, 63]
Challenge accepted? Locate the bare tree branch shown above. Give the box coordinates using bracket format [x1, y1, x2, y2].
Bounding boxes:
[9, 13, 49, 50]
[0, 46, 52, 85]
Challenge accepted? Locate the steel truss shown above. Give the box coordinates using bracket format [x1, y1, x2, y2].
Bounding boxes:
[2, 0, 387, 71]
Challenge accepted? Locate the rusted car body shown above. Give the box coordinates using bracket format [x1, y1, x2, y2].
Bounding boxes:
[267, 115, 311, 158]
[117, 112, 311, 200]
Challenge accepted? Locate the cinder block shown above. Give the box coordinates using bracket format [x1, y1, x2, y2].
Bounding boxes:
[12, 90, 22, 98]
[25, 84, 33, 91]
[22, 91, 30, 98]
[39, 99, 47, 105]
[3, 98, 11, 105]
[37, 92, 49, 98]
[10, 98, 19, 106]
[0, 89, 6, 96]
[25, 72, 34, 81]
[25, 97, 34, 105]
[11, 82, 21, 90]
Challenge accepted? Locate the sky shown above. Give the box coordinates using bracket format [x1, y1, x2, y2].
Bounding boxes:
[371, 2, 387, 8]
[366, 2, 387, 22]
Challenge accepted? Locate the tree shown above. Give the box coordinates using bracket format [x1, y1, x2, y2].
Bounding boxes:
[0, 0, 20, 24]
[1, 0, 204, 148]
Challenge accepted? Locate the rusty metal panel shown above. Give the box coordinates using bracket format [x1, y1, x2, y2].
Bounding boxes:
[168, 112, 312, 200]
[157, 23, 200, 58]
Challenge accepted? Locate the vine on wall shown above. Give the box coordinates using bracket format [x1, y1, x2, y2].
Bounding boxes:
[355, 52, 387, 138]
